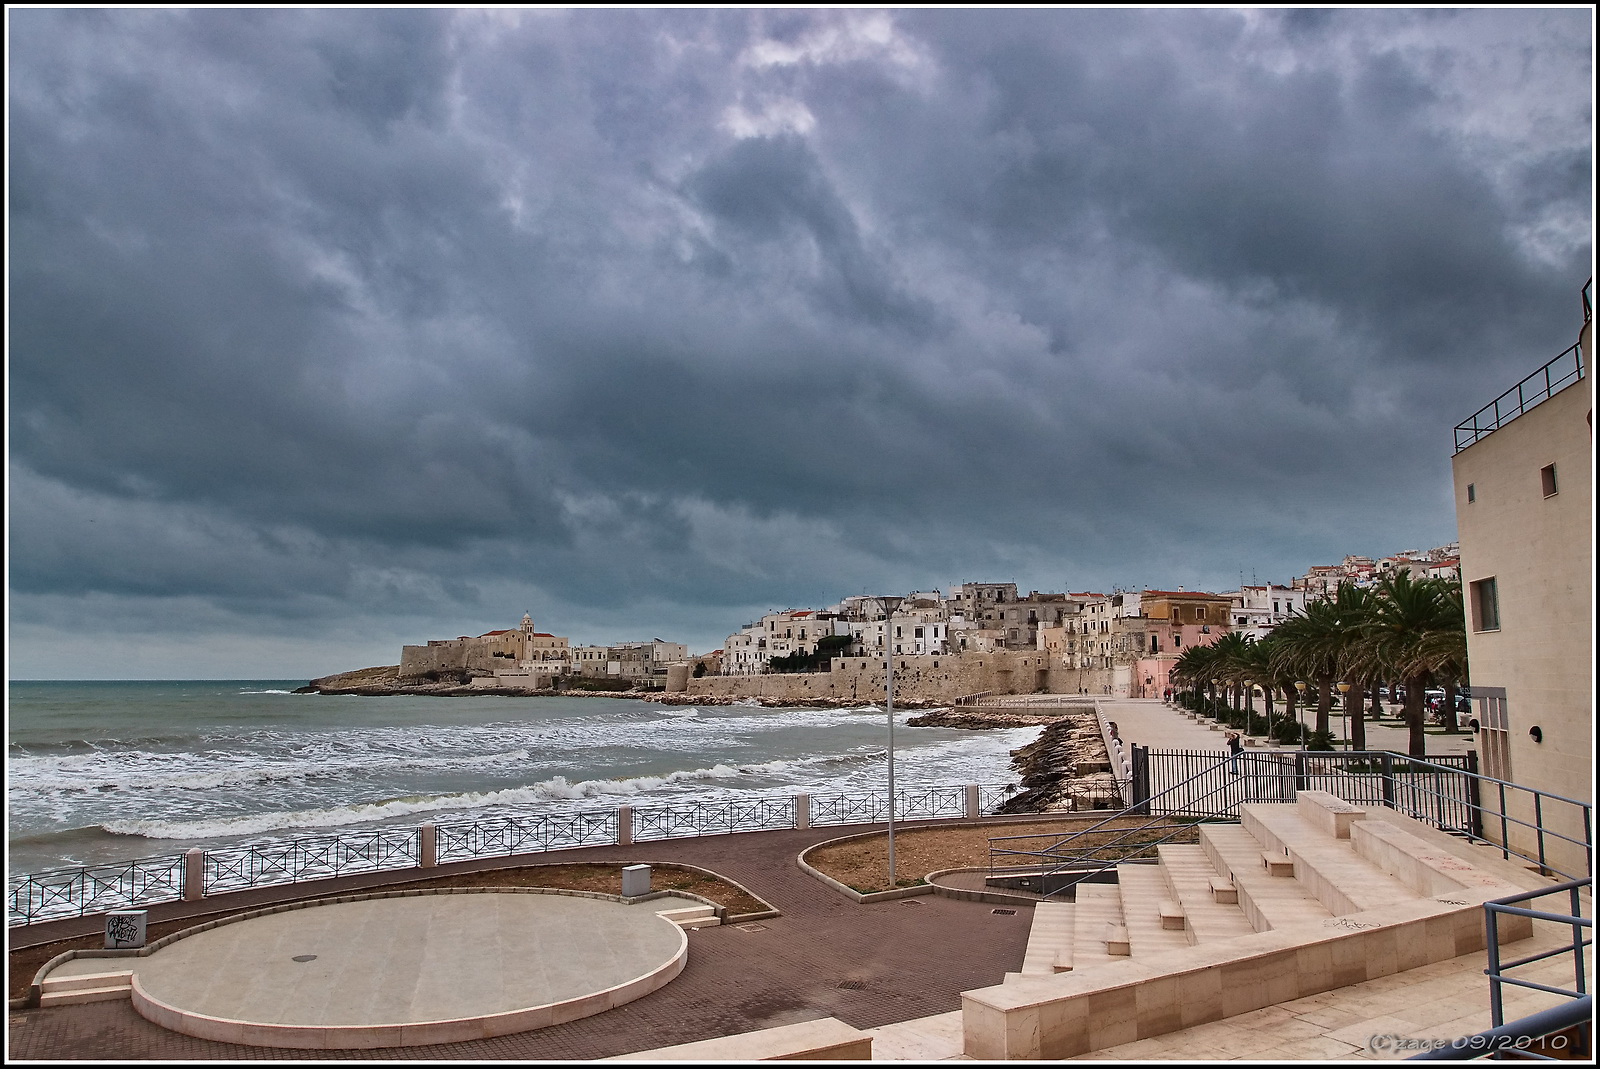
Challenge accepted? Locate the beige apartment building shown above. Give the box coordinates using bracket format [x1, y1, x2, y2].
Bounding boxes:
[1451, 279, 1592, 877]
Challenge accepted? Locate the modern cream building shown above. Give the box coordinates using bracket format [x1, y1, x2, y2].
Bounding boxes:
[1451, 279, 1592, 877]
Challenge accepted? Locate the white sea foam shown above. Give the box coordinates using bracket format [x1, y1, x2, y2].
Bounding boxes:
[238, 689, 295, 695]
[7, 746, 535, 793]
[96, 753, 856, 839]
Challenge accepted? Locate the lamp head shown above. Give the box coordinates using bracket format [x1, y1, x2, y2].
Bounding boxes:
[1336, 681, 1351, 694]
[1295, 680, 1307, 693]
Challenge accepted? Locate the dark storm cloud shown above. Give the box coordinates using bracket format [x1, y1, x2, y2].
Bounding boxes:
[6, 8, 1591, 676]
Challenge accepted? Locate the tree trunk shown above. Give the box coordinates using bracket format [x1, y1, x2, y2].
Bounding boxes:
[1441, 682, 1460, 733]
[1404, 672, 1429, 757]
[1315, 672, 1333, 735]
[1368, 683, 1382, 717]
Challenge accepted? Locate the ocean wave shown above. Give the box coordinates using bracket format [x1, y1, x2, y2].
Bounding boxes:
[8, 747, 535, 793]
[238, 689, 296, 695]
[96, 754, 854, 840]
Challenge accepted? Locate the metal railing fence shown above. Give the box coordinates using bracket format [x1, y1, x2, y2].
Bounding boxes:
[9, 780, 1017, 926]
[1412, 880, 1592, 1060]
[988, 746, 1593, 899]
[434, 809, 619, 863]
[204, 828, 422, 896]
[7, 855, 188, 927]
[1455, 342, 1586, 453]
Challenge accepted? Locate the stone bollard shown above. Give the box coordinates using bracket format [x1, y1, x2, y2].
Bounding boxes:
[106, 909, 147, 948]
[419, 822, 437, 868]
[794, 793, 811, 830]
[621, 864, 651, 898]
[965, 783, 981, 818]
[183, 848, 205, 902]
[618, 805, 633, 846]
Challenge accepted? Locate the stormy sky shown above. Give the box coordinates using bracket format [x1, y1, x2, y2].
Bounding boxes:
[7, 8, 1593, 679]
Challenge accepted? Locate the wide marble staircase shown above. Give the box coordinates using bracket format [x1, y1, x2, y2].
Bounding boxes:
[862, 790, 1577, 1061]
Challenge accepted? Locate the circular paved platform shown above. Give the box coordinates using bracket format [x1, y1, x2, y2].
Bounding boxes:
[50, 890, 688, 1049]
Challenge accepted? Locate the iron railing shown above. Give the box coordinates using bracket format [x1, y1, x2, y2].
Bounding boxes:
[7, 855, 187, 926]
[435, 810, 619, 863]
[632, 797, 796, 840]
[988, 753, 1241, 897]
[9, 781, 1015, 926]
[1412, 880, 1592, 1060]
[204, 828, 422, 895]
[1455, 342, 1586, 453]
[989, 746, 1593, 898]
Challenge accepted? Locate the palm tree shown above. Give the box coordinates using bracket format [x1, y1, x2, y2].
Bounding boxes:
[1361, 571, 1461, 757]
[1269, 597, 1344, 736]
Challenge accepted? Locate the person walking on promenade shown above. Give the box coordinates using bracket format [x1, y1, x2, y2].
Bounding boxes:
[1226, 731, 1243, 774]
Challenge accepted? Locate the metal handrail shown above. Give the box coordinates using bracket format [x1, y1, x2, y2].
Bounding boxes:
[1411, 880, 1593, 1060]
[989, 750, 1243, 897]
[1406, 995, 1592, 1060]
[1455, 342, 1586, 453]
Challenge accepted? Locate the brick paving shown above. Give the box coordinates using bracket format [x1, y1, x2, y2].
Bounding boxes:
[7, 822, 1033, 1061]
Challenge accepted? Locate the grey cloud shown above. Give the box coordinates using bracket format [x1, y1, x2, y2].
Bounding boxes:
[6, 8, 1590, 677]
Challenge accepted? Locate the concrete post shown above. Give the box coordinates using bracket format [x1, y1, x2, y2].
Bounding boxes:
[419, 822, 437, 868]
[618, 805, 633, 846]
[966, 783, 981, 818]
[183, 848, 205, 902]
[794, 793, 811, 830]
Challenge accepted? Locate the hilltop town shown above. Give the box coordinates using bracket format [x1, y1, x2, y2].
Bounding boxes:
[303, 544, 1459, 702]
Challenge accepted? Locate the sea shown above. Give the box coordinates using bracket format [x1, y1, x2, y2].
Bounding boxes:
[6, 681, 1043, 877]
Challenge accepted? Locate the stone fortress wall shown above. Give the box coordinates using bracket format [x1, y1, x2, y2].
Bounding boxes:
[678, 650, 1116, 703]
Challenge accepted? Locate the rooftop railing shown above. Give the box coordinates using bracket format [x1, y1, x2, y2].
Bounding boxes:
[1455, 342, 1586, 454]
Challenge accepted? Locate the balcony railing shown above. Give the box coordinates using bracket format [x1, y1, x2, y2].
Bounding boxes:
[1455, 342, 1586, 453]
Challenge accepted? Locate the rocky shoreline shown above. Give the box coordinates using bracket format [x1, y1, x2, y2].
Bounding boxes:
[908, 706, 1116, 814]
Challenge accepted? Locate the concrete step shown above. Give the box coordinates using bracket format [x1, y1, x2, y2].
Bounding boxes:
[1199, 823, 1335, 932]
[1156, 844, 1255, 944]
[1019, 901, 1075, 975]
[864, 1010, 965, 1061]
[40, 970, 133, 994]
[1071, 883, 1127, 968]
[656, 905, 720, 929]
[1115, 863, 1191, 955]
[1243, 805, 1419, 916]
[38, 971, 133, 1007]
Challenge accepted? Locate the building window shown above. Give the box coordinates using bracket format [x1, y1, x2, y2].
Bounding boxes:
[1467, 482, 1476, 503]
[1541, 464, 1558, 497]
[1470, 577, 1500, 632]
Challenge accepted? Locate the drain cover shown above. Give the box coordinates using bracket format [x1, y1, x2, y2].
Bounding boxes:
[291, 954, 318, 962]
[736, 923, 768, 932]
[991, 908, 1017, 915]
[836, 979, 868, 990]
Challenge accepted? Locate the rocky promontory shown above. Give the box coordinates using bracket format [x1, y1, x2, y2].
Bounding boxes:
[297, 665, 565, 697]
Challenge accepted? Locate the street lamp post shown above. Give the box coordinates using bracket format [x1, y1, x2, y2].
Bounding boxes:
[879, 594, 905, 888]
[1336, 681, 1352, 750]
[1294, 680, 1308, 749]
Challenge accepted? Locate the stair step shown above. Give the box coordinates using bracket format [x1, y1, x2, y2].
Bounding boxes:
[1116, 864, 1191, 954]
[1103, 923, 1130, 955]
[1020, 901, 1074, 976]
[40, 970, 133, 994]
[1261, 850, 1295, 877]
[656, 904, 719, 929]
[39, 984, 131, 1007]
[1156, 845, 1255, 943]
[1070, 884, 1127, 968]
[1159, 901, 1186, 930]
[1244, 806, 1422, 916]
[1200, 823, 1335, 932]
